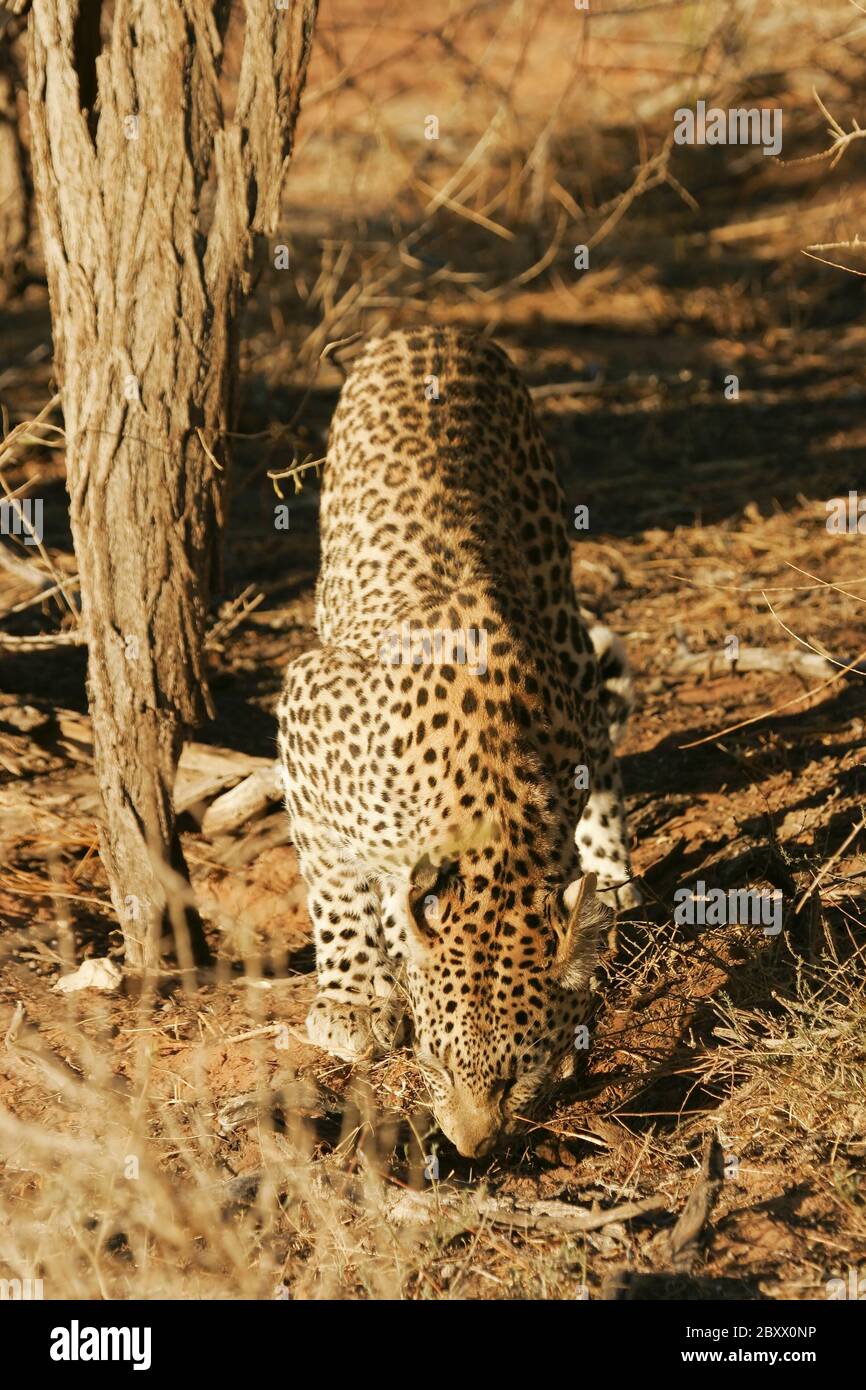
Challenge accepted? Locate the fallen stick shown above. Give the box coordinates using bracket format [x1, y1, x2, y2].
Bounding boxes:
[0, 631, 84, 650]
[174, 746, 276, 816]
[216, 1170, 669, 1230]
[476, 1192, 667, 1233]
[666, 1137, 725, 1271]
[50, 708, 282, 826]
[385, 1186, 666, 1232]
[4, 702, 282, 830]
[55, 708, 273, 774]
[669, 645, 833, 682]
[201, 765, 283, 834]
[182, 746, 273, 777]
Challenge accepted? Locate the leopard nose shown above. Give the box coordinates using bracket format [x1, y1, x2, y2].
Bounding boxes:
[461, 1131, 498, 1159]
[442, 1109, 502, 1158]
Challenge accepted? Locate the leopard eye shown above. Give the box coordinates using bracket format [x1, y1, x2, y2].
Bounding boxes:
[410, 860, 459, 928]
[429, 860, 458, 898]
[504, 1069, 547, 1111]
[416, 1053, 453, 1090]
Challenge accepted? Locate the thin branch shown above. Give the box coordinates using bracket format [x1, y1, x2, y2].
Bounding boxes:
[802, 247, 866, 278]
[761, 590, 865, 676]
[680, 646, 866, 749]
[267, 453, 326, 498]
[782, 87, 866, 169]
[795, 817, 866, 914]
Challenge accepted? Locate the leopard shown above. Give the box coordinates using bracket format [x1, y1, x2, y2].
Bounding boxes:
[276, 326, 640, 1158]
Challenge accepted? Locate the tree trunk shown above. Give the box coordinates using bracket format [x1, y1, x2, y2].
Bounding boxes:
[0, 13, 31, 301]
[25, 0, 318, 970]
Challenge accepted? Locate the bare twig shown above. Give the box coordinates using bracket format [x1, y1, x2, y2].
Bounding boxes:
[0, 631, 84, 651]
[783, 88, 866, 170]
[795, 817, 866, 914]
[384, 1186, 667, 1233]
[680, 646, 866, 749]
[267, 453, 326, 498]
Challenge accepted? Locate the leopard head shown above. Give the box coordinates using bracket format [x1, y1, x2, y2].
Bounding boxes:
[397, 849, 611, 1158]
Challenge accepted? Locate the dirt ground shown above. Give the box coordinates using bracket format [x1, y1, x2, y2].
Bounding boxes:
[1, 0, 865, 1300]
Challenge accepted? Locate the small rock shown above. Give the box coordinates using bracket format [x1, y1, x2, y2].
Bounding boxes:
[53, 958, 123, 993]
[0, 703, 49, 733]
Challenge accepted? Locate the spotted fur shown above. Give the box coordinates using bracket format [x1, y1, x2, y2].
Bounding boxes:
[277, 327, 639, 1156]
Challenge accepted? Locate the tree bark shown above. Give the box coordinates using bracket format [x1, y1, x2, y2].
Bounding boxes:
[25, 0, 318, 970]
[0, 13, 31, 301]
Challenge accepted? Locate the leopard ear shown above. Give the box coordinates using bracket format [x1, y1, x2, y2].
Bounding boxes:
[401, 852, 448, 966]
[553, 872, 609, 990]
[400, 819, 498, 966]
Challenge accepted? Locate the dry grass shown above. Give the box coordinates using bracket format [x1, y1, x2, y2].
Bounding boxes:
[2, 871, 863, 1299]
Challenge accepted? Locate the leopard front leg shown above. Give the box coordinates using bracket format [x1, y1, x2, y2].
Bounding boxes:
[278, 646, 406, 1060]
[297, 844, 406, 1061]
[576, 718, 642, 911]
[558, 616, 641, 911]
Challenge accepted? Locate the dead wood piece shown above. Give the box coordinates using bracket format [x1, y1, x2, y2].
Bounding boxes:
[173, 752, 273, 814]
[0, 631, 84, 651]
[667, 1137, 725, 1271]
[11, 704, 281, 831]
[670, 646, 832, 682]
[385, 1186, 667, 1233]
[475, 1192, 667, 1233]
[55, 708, 274, 790]
[174, 772, 240, 815]
[201, 764, 283, 834]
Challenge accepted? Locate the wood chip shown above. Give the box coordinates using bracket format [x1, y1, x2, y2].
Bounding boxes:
[666, 1137, 725, 1270]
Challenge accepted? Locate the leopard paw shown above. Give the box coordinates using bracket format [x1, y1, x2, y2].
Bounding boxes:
[370, 995, 407, 1051]
[597, 879, 643, 913]
[305, 997, 376, 1062]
